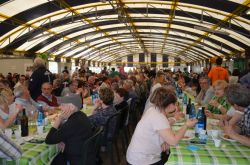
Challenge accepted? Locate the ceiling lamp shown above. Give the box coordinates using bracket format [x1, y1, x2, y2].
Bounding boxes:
[194, 26, 230, 35]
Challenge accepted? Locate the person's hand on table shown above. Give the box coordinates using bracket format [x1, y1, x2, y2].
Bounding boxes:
[221, 120, 235, 138]
[58, 142, 65, 153]
[185, 118, 198, 128]
[205, 110, 214, 118]
[209, 99, 220, 107]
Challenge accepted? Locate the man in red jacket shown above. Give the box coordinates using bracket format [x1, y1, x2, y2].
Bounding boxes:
[37, 82, 59, 114]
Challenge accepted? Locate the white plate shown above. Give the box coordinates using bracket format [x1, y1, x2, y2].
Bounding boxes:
[220, 134, 237, 142]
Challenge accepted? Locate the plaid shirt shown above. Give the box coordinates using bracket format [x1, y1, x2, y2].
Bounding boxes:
[238, 106, 250, 137]
[207, 96, 231, 114]
[89, 105, 116, 127]
[0, 131, 22, 160]
[89, 105, 117, 138]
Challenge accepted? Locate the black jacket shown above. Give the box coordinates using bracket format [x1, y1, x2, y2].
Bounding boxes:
[28, 66, 53, 100]
[45, 111, 94, 165]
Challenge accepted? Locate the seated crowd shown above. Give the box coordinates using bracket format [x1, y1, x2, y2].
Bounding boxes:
[0, 57, 249, 165]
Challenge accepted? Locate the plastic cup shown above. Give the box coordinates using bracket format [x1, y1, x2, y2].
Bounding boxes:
[211, 130, 219, 139]
[214, 139, 221, 147]
[199, 130, 207, 142]
[182, 104, 187, 113]
[44, 117, 48, 125]
[83, 104, 87, 111]
[14, 129, 21, 139]
[37, 126, 44, 135]
[5, 128, 12, 138]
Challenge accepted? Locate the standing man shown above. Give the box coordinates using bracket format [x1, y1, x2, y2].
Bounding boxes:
[208, 57, 229, 85]
[28, 57, 53, 100]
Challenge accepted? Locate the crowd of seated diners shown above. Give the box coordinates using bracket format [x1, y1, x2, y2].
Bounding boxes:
[0, 57, 250, 165]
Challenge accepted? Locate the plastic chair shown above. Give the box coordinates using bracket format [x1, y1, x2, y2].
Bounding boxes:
[81, 127, 104, 165]
[102, 112, 121, 165]
[116, 105, 130, 154]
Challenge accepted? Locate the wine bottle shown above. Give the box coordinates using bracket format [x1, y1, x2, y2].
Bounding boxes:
[186, 98, 191, 115]
[202, 107, 207, 131]
[21, 109, 29, 137]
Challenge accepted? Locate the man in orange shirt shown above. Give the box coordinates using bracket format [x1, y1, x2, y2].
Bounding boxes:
[208, 57, 229, 85]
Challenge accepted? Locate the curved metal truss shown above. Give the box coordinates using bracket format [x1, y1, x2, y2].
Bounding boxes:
[0, 0, 249, 62]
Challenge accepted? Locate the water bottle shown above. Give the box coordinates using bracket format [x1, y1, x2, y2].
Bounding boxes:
[195, 107, 204, 136]
[176, 85, 182, 98]
[183, 93, 187, 105]
[196, 107, 207, 141]
[37, 106, 44, 126]
[91, 94, 96, 105]
[189, 103, 196, 119]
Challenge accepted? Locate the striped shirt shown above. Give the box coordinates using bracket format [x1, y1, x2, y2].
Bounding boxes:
[0, 130, 22, 160]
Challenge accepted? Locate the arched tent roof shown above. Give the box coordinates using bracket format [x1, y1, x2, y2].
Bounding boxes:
[0, 0, 249, 62]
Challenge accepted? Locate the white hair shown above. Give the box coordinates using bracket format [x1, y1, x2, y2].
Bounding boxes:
[34, 57, 45, 68]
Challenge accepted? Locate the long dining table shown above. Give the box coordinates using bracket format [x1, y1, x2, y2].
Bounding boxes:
[166, 91, 250, 165]
[0, 124, 58, 165]
[166, 128, 250, 165]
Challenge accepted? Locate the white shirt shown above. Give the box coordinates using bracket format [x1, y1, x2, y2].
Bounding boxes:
[126, 106, 170, 165]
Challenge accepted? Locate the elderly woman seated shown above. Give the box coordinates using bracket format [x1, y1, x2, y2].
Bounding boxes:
[88, 87, 116, 128]
[220, 84, 250, 147]
[206, 80, 230, 115]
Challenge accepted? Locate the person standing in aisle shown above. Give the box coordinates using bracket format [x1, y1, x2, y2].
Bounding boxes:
[208, 57, 229, 85]
[28, 57, 53, 100]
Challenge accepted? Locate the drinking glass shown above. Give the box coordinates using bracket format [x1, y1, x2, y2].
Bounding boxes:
[5, 128, 12, 138]
[37, 125, 44, 135]
[14, 129, 21, 139]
